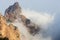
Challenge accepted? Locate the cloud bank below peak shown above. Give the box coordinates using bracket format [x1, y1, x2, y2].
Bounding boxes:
[22, 9, 54, 29]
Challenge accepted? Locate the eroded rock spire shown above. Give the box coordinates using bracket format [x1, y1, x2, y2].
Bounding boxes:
[4, 2, 40, 36]
[5, 2, 21, 22]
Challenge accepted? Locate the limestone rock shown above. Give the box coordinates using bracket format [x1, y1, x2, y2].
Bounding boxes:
[4, 2, 40, 36]
[4, 2, 21, 22]
[0, 14, 20, 40]
[20, 15, 40, 35]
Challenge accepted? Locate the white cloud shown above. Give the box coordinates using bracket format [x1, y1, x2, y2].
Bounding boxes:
[12, 9, 54, 40]
[22, 9, 54, 29]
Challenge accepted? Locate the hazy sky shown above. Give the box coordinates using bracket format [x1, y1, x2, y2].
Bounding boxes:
[0, 0, 60, 14]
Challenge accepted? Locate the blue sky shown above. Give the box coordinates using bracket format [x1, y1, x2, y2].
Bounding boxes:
[0, 0, 60, 14]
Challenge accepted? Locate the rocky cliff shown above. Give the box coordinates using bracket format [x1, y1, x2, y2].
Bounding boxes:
[0, 13, 20, 40]
[4, 2, 21, 22]
[4, 2, 40, 36]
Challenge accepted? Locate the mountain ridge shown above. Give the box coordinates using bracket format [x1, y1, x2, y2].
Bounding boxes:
[4, 2, 40, 35]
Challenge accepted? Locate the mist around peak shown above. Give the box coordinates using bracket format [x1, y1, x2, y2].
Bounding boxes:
[3, 2, 60, 40]
[12, 8, 54, 40]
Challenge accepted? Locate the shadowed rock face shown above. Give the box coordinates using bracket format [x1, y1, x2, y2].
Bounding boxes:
[20, 15, 40, 35]
[25, 19, 40, 35]
[28, 25, 40, 35]
[0, 37, 9, 40]
[5, 2, 21, 22]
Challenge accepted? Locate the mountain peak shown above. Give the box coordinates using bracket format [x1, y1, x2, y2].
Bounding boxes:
[4, 2, 21, 22]
[14, 2, 19, 7]
[4, 2, 40, 36]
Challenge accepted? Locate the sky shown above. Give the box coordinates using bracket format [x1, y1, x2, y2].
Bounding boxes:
[0, 0, 60, 14]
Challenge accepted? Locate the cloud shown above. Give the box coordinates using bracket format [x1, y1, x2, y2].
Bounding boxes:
[46, 13, 60, 40]
[12, 9, 55, 40]
[22, 9, 54, 30]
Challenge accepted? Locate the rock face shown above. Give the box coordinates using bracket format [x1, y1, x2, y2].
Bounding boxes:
[4, 2, 40, 36]
[19, 15, 40, 35]
[0, 14, 20, 40]
[4, 2, 21, 22]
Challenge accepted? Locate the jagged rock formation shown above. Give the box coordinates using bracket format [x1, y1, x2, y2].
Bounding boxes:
[4, 2, 21, 22]
[4, 2, 40, 36]
[19, 15, 40, 35]
[0, 14, 20, 40]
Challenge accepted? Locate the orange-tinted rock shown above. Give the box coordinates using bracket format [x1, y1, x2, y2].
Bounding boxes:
[0, 14, 20, 40]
